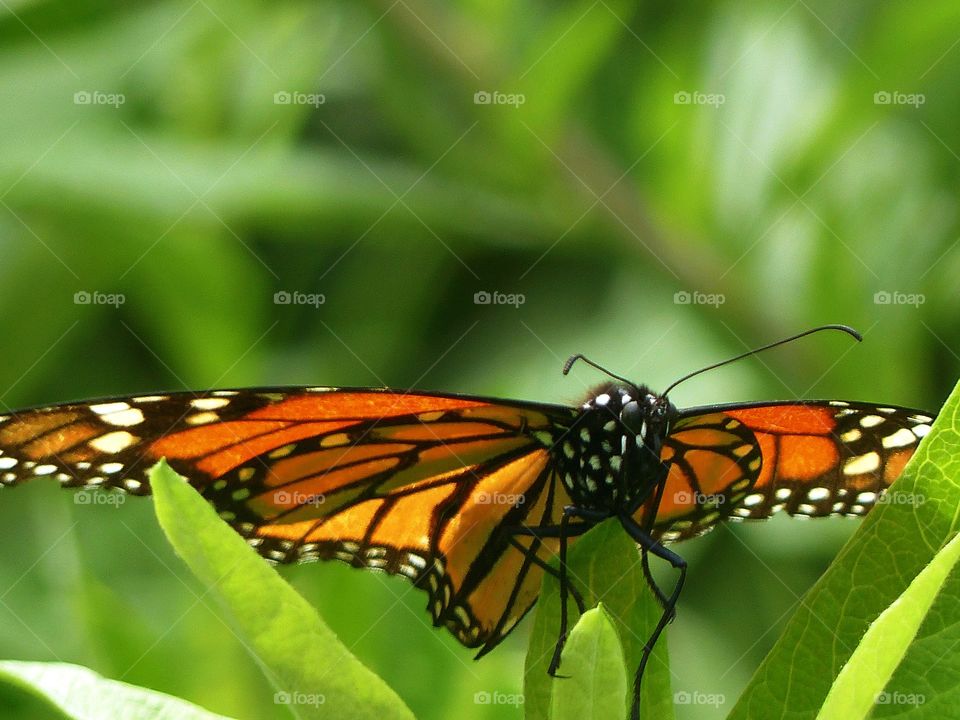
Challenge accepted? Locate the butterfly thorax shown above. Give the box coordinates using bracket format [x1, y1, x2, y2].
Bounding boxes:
[553, 383, 674, 513]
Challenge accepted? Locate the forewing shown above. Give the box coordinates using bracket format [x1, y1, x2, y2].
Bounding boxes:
[0, 387, 577, 649]
[649, 400, 933, 542]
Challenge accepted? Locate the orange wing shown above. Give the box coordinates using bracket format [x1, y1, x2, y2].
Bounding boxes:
[0, 387, 578, 651]
[648, 401, 934, 542]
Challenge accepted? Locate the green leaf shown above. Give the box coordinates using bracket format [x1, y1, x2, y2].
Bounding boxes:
[550, 604, 627, 720]
[524, 518, 674, 720]
[730, 380, 960, 719]
[817, 530, 960, 719]
[0, 660, 232, 720]
[149, 460, 415, 720]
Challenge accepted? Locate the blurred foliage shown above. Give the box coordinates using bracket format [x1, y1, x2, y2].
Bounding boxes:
[0, 1, 958, 719]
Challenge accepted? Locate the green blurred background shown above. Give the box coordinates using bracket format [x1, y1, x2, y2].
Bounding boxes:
[0, 1, 957, 718]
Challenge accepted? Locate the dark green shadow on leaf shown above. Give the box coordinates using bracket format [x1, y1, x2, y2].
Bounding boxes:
[730, 381, 960, 720]
[524, 518, 674, 720]
[149, 460, 415, 720]
[0, 660, 232, 720]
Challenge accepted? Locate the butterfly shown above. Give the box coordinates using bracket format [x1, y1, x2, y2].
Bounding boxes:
[0, 325, 935, 720]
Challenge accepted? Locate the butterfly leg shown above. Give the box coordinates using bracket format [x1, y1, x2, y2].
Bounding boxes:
[507, 512, 597, 678]
[505, 535, 587, 614]
[641, 550, 672, 612]
[546, 504, 615, 677]
[619, 512, 687, 720]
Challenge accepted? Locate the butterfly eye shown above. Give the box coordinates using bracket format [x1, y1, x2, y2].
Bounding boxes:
[620, 400, 645, 435]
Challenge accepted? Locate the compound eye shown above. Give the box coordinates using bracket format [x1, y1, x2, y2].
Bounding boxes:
[621, 400, 644, 434]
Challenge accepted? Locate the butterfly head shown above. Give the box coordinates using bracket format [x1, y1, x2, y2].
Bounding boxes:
[582, 383, 676, 444]
[620, 386, 675, 442]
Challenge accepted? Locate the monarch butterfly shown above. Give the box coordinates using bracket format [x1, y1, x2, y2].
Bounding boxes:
[0, 325, 934, 720]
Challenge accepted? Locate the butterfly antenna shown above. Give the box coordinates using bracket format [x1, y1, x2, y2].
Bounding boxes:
[563, 354, 636, 388]
[661, 324, 862, 397]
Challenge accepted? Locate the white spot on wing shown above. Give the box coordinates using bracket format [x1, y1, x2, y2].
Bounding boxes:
[90, 402, 130, 415]
[89, 431, 138, 454]
[844, 451, 881, 475]
[191, 397, 230, 410]
[882, 428, 918, 449]
[102, 408, 145, 427]
[807, 487, 831, 502]
[860, 415, 884, 428]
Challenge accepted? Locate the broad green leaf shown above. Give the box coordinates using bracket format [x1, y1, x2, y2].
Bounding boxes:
[817, 530, 960, 719]
[730, 380, 960, 719]
[150, 460, 415, 720]
[525, 518, 674, 720]
[550, 605, 627, 720]
[0, 660, 231, 720]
